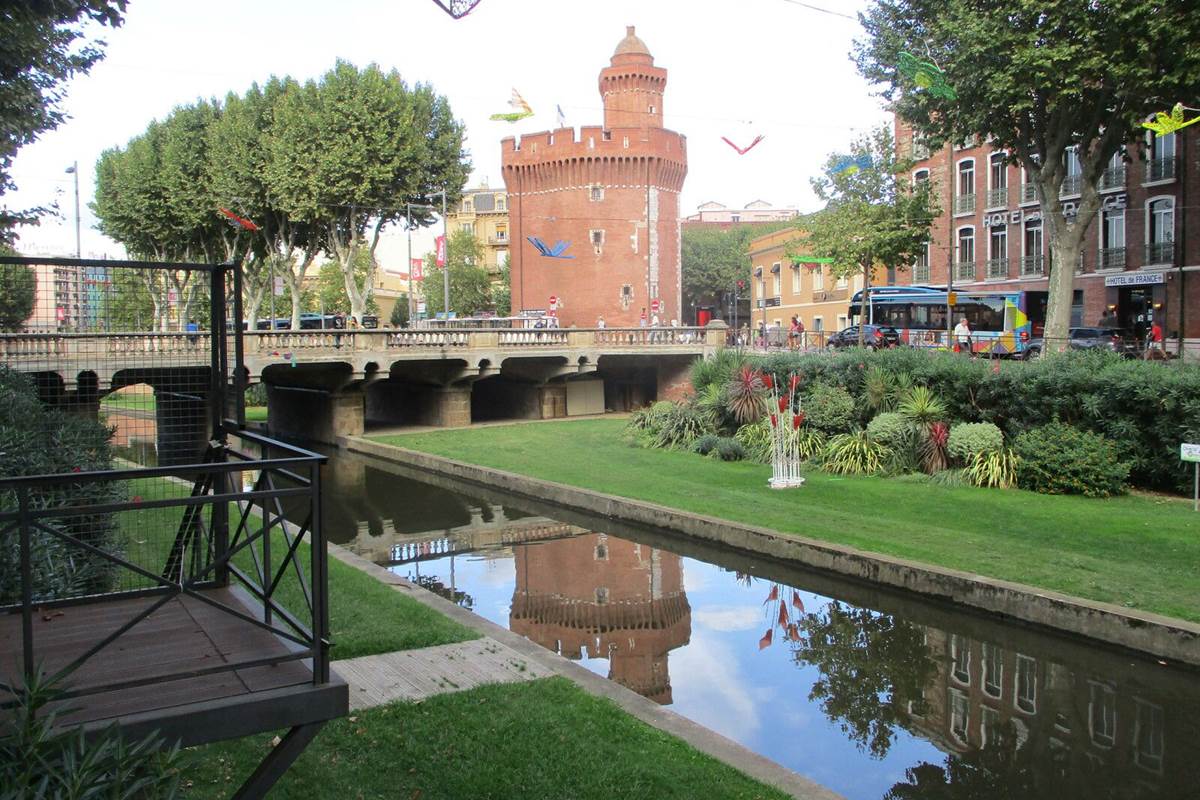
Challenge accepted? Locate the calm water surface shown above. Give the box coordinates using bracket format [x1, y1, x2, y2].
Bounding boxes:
[309, 449, 1199, 800]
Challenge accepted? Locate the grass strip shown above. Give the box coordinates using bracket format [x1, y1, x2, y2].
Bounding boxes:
[182, 677, 788, 800]
[117, 477, 476, 660]
[376, 418, 1200, 623]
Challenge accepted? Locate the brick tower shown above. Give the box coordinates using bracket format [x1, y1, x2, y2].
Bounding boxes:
[502, 26, 688, 327]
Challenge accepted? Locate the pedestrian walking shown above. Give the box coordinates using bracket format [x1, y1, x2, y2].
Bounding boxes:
[953, 316, 973, 355]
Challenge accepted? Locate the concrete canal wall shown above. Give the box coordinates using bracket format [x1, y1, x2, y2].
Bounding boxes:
[345, 436, 1200, 669]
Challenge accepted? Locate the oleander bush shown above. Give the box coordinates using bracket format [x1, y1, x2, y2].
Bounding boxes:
[1013, 422, 1130, 497]
[0, 368, 124, 604]
[947, 422, 1004, 464]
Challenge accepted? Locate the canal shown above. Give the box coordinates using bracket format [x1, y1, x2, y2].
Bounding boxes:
[309, 447, 1200, 800]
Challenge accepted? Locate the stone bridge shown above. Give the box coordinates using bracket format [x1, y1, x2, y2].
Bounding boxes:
[2, 325, 722, 453]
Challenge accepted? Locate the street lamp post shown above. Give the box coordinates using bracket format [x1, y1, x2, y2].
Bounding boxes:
[64, 162, 81, 258]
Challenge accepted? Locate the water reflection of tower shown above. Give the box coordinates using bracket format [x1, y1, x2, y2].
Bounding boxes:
[509, 534, 691, 704]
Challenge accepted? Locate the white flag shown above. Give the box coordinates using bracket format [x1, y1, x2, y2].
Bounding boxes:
[556, 104, 566, 128]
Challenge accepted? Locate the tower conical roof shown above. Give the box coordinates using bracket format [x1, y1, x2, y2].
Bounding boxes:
[613, 25, 652, 59]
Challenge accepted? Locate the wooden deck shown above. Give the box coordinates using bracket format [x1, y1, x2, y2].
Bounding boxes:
[1, 586, 347, 747]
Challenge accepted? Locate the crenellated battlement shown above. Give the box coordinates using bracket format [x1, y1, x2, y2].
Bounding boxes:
[501, 125, 686, 162]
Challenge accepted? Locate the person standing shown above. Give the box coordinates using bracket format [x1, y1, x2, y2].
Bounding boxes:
[1146, 319, 1164, 358]
[639, 308, 648, 328]
[953, 316, 973, 355]
[596, 315, 606, 329]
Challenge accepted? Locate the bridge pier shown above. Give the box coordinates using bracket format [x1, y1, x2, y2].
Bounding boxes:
[267, 384, 364, 444]
[154, 388, 211, 466]
[656, 355, 696, 403]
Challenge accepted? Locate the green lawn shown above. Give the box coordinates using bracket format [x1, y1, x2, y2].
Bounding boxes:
[182, 677, 787, 800]
[375, 418, 1200, 623]
[118, 478, 476, 660]
[100, 392, 155, 411]
[244, 405, 268, 422]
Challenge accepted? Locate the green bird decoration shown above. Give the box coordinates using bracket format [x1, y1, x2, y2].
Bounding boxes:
[898, 51, 957, 101]
[1142, 103, 1200, 136]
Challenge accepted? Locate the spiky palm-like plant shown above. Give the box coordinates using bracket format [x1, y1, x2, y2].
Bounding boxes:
[725, 366, 766, 425]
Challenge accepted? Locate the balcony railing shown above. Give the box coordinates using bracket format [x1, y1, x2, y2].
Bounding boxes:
[1145, 241, 1175, 265]
[985, 188, 1008, 209]
[1099, 165, 1126, 191]
[1099, 247, 1127, 270]
[954, 194, 976, 215]
[1146, 157, 1177, 183]
[912, 263, 931, 283]
[1019, 183, 1039, 205]
[1060, 174, 1082, 197]
[986, 257, 1010, 280]
[955, 261, 977, 282]
[764, 296, 781, 308]
[1019, 255, 1044, 276]
[487, 235, 508, 245]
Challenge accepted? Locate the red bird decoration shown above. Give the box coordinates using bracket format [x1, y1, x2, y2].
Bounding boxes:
[721, 135, 764, 155]
[218, 207, 260, 232]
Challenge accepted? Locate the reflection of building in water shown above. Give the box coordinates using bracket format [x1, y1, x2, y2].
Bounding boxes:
[509, 534, 691, 704]
[907, 629, 1187, 789]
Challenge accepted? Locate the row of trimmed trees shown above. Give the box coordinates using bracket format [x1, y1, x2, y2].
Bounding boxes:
[92, 60, 469, 330]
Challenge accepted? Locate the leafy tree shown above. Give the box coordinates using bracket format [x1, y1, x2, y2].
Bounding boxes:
[266, 61, 469, 322]
[792, 602, 936, 759]
[310, 247, 378, 316]
[491, 266, 512, 317]
[802, 126, 937, 346]
[389, 299, 409, 327]
[854, 0, 1200, 345]
[422, 230, 492, 317]
[0, 244, 35, 331]
[0, 1, 126, 242]
[682, 223, 793, 317]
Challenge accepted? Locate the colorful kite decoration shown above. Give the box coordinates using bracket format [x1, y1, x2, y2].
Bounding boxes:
[1142, 103, 1200, 136]
[490, 89, 533, 123]
[527, 236, 575, 259]
[832, 154, 873, 175]
[430, 0, 483, 19]
[721, 135, 765, 155]
[218, 207, 259, 232]
[898, 51, 957, 100]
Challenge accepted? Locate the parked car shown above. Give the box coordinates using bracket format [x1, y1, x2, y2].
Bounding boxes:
[1023, 327, 1138, 359]
[827, 324, 901, 349]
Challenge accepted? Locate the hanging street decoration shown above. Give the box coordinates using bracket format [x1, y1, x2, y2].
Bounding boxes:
[721, 134, 765, 155]
[527, 236, 576, 259]
[1142, 103, 1200, 136]
[429, 0, 483, 19]
[897, 51, 957, 100]
[791, 255, 835, 269]
[832, 154, 873, 175]
[218, 207, 259, 232]
[490, 89, 534, 122]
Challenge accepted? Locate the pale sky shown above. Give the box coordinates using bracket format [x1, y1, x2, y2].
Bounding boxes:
[7, 0, 887, 261]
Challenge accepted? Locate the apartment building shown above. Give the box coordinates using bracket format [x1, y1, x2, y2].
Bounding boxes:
[894, 119, 1200, 346]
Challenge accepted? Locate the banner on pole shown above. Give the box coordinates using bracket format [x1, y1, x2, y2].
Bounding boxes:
[411, 258, 425, 281]
[435, 236, 447, 267]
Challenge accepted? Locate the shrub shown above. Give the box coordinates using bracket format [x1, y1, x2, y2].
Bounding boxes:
[714, 437, 747, 461]
[966, 448, 1019, 489]
[734, 420, 772, 463]
[244, 382, 268, 406]
[691, 347, 746, 394]
[794, 426, 829, 461]
[0, 368, 123, 604]
[802, 384, 857, 434]
[0, 672, 184, 798]
[693, 383, 731, 432]
[820, 430, 892, 476]
[740, 347, 1200, 492]
[648, 402, 713, 450]
[897, 385, 946, 427]
[918, 420, 950, 474]
[725, 366, 766, 425]
[866, 412, 916, 451]
[947, 422, 1004, 464]
[693, 434, 720, 456]
[929, 468, 969, 488]
[1013, 423, 1130, 497]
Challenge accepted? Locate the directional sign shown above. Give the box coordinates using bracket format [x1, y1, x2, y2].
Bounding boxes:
[1182, 443, 1200, 463]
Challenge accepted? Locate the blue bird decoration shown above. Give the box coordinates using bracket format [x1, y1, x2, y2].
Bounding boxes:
[527, 236, 575, 259]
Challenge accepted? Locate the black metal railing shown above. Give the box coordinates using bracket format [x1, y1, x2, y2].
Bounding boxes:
[1145, 241, 1175, 265]
[0, 427, 329, 702]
